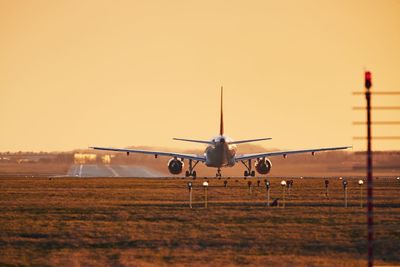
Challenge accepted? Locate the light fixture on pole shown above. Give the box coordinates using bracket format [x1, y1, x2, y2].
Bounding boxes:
[358, 179, 364, 208]
[280, 180, 287, 208]
[342, 179, 348, 208]
[202, 181, 209, 208]
[265, 180, 270, 207]
[248, 180, 252, 194]
[324, 179, 329, 198]
[187, 182, 193, 208]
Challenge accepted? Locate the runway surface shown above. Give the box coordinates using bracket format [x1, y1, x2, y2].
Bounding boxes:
[67, 164, 165, 177]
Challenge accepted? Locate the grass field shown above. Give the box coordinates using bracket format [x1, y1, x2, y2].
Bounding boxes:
[0, 177, 399, 266]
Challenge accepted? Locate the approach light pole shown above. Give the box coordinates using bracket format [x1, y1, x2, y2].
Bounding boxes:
[365, 71, 374, 267]
[324, 179, 329, 198]
[280, 180, 287, 208]
[265, 180, 270, 207]
[342, 179, 348, 208]
[286, 180, 292, 196]
[352, 71, 400, 267]
[248, 181, 252, 194]
[203, 181, 209, 208]
[187, 182, 193, 208]
[358, 179, 364, 208]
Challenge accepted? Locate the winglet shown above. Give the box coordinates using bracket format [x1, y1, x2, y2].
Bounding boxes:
[220, 86, 224, 135]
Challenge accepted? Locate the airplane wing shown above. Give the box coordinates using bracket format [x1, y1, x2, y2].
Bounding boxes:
[90, 146, 206, 162]
[235, 146, 352, 161]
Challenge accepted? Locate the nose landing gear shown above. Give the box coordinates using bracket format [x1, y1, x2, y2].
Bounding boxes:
[216, 168, 222, 178]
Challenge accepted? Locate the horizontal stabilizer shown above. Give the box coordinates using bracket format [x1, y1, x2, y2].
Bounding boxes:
[173, 138, 213, 145]
[228, 137, 272, 145]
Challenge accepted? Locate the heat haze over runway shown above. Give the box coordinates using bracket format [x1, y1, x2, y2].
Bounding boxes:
[67, 164, 165, 178]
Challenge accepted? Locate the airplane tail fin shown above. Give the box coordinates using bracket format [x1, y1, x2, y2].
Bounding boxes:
[220, 86, 224, 135]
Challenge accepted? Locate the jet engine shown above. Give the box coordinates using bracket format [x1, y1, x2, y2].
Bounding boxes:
[255, 158, 272, 174]
[167, 158, 184, 175]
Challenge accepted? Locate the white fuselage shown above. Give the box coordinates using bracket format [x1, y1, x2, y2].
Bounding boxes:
[204, 135, 237, 168]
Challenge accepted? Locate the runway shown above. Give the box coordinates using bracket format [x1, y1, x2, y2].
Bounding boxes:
[67, 164, 165, 177]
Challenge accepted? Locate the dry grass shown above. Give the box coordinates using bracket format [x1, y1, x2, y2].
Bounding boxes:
[0, 177, 399, 266]
[0, 162, 70, 176]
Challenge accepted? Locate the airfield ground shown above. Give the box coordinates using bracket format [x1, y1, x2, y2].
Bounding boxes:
[0, 177, 399, 266]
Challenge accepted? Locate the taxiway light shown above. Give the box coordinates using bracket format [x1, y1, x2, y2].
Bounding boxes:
[358, 179, 364, 185]
[396, 177, 400, 181]
[265, 181, 270, 189]
[188, 182, 193, 189]
[280, 180, 287, 187]
[202, 181, 209, 187]
[342, 179, 348, 188]
[339, 177, 343, 180]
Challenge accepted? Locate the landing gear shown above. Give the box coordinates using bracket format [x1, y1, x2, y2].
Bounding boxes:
[186, 159, 199, 178]
[185, 170, 197, 178]
[241, 159, 256, 177]
[216, 168, 222, 178]
[243, 170, 256, 177]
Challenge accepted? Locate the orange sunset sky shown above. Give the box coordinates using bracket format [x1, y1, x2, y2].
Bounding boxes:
[1, 0, 399, 152]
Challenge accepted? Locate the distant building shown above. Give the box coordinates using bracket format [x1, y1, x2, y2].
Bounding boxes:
[73, 153, 114, 164]
[74, 153, 97, 164]
[0, 157, 11, 162]
[101, 154, 114, 164]
[17, 158, 37, 164]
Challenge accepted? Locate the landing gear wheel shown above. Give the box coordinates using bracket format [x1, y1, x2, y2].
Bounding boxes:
[216, 168, 222, 178]
[187, 159, 199, 179]
[251, 171, 256, 177]
[244, 170, 249, 177]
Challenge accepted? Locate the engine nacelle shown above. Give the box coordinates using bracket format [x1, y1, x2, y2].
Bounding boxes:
[255, 158, 272, 174]
[167, 158, 184, 175]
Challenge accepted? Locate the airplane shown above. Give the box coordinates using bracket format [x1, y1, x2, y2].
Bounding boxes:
[91, 88, 351, 178]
